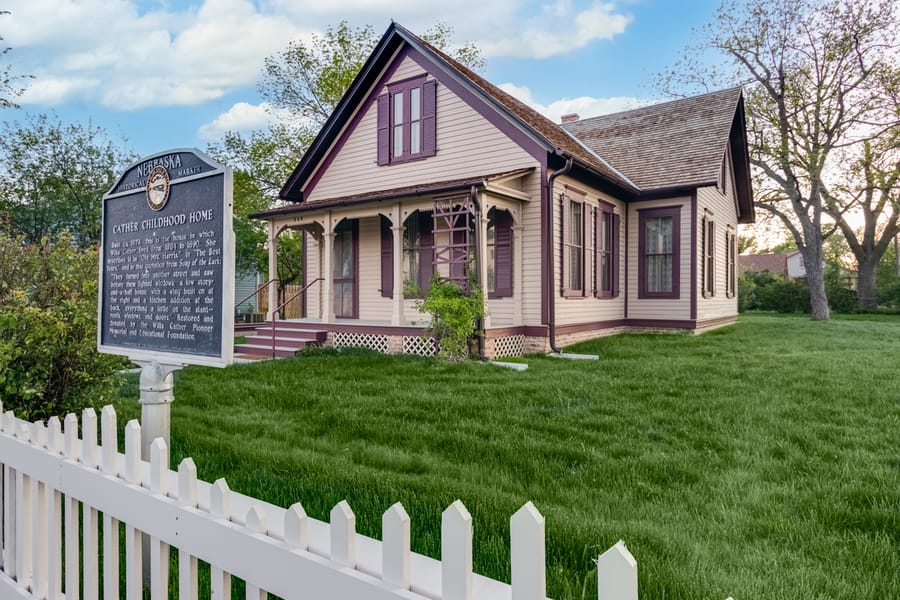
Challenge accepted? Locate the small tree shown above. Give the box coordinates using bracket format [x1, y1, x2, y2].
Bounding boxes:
[416, 276, 485, 361]
[0, 229, 124, 421]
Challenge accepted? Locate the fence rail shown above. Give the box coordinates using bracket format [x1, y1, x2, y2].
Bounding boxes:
[0, 402, 713, 600]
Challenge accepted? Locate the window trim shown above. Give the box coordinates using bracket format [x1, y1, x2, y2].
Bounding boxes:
[487, 208, 514, 299]
[725, 227, 737, 298]
[562, 196, 586, 298]
[383, 76, 433, 165]
[702, 212, 716, 298]
[638, 205, 681, 300]
[595, 202, 619, 299]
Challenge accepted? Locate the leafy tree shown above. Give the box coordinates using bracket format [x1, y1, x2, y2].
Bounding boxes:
[1, 10, 26, 110]
[661, 0, 900, 320]
[212, 21, 484, 310]
[0, 114, 136, 247]
[0, 228, 124, 420]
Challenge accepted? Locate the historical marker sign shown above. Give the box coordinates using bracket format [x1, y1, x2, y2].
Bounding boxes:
[98, 149, 234, 367]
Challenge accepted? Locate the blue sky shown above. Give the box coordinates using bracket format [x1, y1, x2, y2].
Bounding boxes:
[1, 0, 725, 157]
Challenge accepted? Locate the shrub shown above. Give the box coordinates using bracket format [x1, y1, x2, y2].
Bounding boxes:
[0, 230, 124, 421]
[416, 275, 485, 361]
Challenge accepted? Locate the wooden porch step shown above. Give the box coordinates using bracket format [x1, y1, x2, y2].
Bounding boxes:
[234, 342, 312, 358]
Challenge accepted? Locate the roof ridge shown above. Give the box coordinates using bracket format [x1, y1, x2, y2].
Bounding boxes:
[569, 86, 743, 126]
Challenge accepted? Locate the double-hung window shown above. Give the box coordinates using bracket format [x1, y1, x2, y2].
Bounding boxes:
[725, 228, 737, 298]
[563, 199, 584, 296]
[595, 204, 620, 298]
[702, 212, 716, 297]
[377, 77, 437, 165]
[638, 206, 681, 299]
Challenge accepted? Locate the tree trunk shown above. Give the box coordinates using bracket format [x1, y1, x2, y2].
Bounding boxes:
[802, 245, 830, 321]
[856, 256, 879, 311]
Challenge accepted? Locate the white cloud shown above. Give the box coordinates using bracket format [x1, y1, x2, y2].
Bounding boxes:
[197, 102, 278, 141]
[479, 2, 633, 59]
[6, 0, 306, 110]
[498, 82, 651, 123]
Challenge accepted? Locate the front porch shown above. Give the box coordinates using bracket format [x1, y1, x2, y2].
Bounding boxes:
[250, 170, 535, 358]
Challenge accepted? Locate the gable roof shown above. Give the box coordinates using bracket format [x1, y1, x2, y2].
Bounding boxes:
[738, 253, 789, 275]
[279, 22, 754, 224]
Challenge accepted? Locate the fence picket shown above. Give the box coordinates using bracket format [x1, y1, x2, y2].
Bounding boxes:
[597, 540, 637, 600]
[118, 421, 142, 600]
[47, 416, 63, 599]
[0, 402, 3, 572]
[149, 439, 169, 600]
[210, 479, 232, 599]
[442, 500, 473, 600]
[100, 407, 119, 600]
[178, 458, 199, 600]
[284, 502, 308, 550]
[30, 422, 48, 599]
[245, 506, 268, 600]
[63, 413, 80, 600]
[382, 502, 410, 589]
[4, 461, 15, 579]
[16, 428, 33, 589]
[330, 500, 356, 568]
[511, 502, 545, 600]
[81, 409, 99, 600]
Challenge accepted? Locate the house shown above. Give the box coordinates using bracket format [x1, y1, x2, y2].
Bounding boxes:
[739, 251, 808, 279]
[247, 22, 754, 358]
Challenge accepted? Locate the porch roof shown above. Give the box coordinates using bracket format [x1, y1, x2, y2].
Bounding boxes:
[249, 167, 534, 220]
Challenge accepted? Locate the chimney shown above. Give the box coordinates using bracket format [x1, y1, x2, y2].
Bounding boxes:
[560, 113, 579, 124]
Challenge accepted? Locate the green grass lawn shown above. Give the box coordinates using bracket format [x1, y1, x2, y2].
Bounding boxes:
[111, 313, 900, 599]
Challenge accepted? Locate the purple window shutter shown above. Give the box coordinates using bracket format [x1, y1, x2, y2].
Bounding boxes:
[377, 93, 390, 165]
[594, 209, 601, 298]
[494, 210, 513, 297]
[380, 216, 393, 298]
[418, 212, 434, 291]
[612, 213, 621, 297]
[422, 80, 437, 156]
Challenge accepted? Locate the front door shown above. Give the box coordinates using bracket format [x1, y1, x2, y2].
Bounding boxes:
[332, 219, 358, 318]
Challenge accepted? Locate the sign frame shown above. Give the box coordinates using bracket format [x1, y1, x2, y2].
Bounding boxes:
[97, 148, 235, 368]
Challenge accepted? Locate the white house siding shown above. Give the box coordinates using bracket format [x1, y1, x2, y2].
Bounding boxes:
[304, 229, 322, 320]
[627, 197, 692, 322]
[550, 175, 627, 327]
[306, 55, 538, 204]
[516, 173, 544, 327]
[696, 185, 738, 321]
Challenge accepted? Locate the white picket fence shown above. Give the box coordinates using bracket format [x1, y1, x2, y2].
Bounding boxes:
[0, 403, 644, 600]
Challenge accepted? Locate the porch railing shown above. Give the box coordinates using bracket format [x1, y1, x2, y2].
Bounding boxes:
[270, 277, 324, 358]
[235, 278, 277, 315]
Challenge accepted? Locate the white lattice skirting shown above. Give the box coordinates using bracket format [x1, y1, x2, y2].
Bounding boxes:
[333, 332, 390, 353]
[492, 334, 526, 358]
[403, 335, 437, 356]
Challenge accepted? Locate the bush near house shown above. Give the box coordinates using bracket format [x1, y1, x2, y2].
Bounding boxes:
[738, 264, 856, 313]
[0, 230, 123, 420]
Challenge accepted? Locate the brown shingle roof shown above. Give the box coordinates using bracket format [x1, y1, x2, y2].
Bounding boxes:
[561, 88, 743, 191]
[738, 253, 789, 276]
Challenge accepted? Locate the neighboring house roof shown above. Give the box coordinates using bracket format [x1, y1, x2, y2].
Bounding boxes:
[562, 89, 740, 190]
[278, 22, 754, 223]
[738, 253, 789, 275]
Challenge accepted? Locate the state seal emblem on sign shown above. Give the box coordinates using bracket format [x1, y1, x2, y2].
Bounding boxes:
[146, 166, 170, 211]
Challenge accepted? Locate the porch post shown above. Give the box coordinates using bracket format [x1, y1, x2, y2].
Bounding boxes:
[478, 198, 491, 329]
[322, 214, 334, 324]
[514, 222, 524, 324]
[392, 203, 403, 326]
[266, 221, 278, 322]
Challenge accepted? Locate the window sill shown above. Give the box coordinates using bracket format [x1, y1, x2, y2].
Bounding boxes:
[488, 292, 512, 300]
[638, 292, 680, 300]
[562, 290, 586, 299]
[384, 151, 435, 166]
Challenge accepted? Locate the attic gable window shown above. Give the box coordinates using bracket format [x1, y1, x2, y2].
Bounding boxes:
[377, 77, 436, 165]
